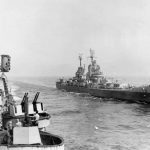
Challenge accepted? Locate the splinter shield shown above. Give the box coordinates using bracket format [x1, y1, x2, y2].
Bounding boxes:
[1, 55, 11, 72]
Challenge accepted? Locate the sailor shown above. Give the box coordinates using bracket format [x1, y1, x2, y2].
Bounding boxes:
[7, 121, 13, 144]
[7, 121, 13, 133]
[34, 112, 40, 126]
[16, 119, 22, 127]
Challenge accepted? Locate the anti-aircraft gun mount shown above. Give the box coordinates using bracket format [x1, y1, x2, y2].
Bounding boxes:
[2, 91, 51, 130]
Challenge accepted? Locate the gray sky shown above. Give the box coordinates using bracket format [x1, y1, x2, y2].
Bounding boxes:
[1, 0, 150, 77]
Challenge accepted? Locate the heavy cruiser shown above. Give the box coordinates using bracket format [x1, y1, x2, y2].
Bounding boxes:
[56, 50, 150, 104]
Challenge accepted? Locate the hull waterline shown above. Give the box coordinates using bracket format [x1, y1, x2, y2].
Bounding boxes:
[56, 83, 150, 103]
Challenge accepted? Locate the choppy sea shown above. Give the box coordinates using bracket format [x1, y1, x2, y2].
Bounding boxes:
[8, 76, 150, 150]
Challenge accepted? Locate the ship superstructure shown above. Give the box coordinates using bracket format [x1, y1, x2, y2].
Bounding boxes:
[74, 53, 85, 80]
[86, 49, 102, 81]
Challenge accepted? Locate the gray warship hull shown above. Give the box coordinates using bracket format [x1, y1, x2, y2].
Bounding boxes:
[56, 82, 150, 104]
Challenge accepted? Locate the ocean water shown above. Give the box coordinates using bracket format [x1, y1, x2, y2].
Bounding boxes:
[9, 76, 150, 150]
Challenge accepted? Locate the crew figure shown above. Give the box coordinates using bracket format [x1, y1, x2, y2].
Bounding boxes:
[34, 112, 40, 126]
[7, 121, 13, 144]
[16, 119, 22, 127]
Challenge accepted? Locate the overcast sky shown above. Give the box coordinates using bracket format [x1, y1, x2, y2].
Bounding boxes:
[1, 0, 150, 77]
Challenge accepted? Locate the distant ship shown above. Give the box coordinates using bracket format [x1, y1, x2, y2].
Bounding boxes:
[56, 49, 150, 104]
[0, 55, 64, 150]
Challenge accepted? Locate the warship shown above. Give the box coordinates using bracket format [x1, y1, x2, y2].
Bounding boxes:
[0, 55, 64, 150]
[56, 49, 150, 104]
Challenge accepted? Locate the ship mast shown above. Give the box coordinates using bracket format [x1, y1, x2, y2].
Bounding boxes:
[79, 53, 83, 67]
[1, 73, 9, 96]
[89, 48, 95, 63]
[0, 55, 14, 107]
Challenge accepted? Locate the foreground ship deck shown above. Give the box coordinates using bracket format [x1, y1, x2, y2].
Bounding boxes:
[0, 129, 64, 150]
[0, 54, 64, 150]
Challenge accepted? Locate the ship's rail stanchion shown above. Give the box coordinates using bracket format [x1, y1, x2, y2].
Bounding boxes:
[0, 89, 4, 129]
